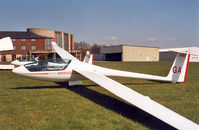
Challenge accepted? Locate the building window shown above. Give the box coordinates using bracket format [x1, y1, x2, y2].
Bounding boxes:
[21, 39, 26, 42]
[193, 56, 198, 59]
[45, 39, 52, 50]
[64, 34, 69, 51]
[70, 35, 73, 51]
[47, 46, 51, 50]
[21, 46, 26, 50]
[13, 46, 16, 50]
[55, 33, 62, 47]
[12, 39, 16, 42]
[31, 46, 36, 50]
[31, 39, 36, 42]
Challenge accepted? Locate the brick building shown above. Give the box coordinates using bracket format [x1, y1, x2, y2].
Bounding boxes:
[0, 28, 74, 62]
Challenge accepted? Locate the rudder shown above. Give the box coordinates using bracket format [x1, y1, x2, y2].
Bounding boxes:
[167, 53, 190, 83]
[83, 51, 93, 64]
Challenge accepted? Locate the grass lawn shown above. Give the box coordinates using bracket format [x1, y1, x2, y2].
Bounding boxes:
[0, 61, 198, 129]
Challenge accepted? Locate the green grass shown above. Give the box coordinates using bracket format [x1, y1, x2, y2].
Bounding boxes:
[0, 61, 198, 129]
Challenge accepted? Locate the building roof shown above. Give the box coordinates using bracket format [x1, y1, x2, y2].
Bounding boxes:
[0, 31, 52, 39]
[159, 47, 199, 56]
[101, 44, 159, 49]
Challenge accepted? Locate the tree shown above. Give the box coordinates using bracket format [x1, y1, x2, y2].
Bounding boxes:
[74, 41, 107, 59]
[74, 41, 90, 50]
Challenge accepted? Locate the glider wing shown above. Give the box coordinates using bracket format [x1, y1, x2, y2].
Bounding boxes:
[73, 68, 199, 130]
[0, 37, 13, 51]
[51, 38, 79, 61]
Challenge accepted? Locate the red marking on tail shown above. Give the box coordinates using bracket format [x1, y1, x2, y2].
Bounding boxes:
[184, 54, 190, 82]
[52, 37, 55, 42]
[172, 66, 177, 73]
[172, 66, 181, 73]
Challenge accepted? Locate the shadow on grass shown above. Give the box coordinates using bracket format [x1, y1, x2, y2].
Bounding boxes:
[12, 83, 176, 130]
[11, 86, 66, 89]
[65, 85, 176, 130]
[148, 80, 172, 84]
[11, 82, 158, 89]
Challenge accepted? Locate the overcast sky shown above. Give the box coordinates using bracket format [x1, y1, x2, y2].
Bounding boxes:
[0, 0, 198, 48]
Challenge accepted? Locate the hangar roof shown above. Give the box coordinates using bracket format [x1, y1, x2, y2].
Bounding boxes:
[102, 45, 159, 49]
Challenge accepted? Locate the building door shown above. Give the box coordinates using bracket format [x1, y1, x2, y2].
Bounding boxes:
[146, 56, 150, 61]
[12, 54, 16, 61]
[105, 53, 122, 61]
[1, 55, 6, 62]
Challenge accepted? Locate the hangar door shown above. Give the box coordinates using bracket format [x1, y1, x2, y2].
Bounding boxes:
[105, 53, 122, 61]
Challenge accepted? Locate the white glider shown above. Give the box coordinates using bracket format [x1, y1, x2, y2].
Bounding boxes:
[12, 39, 199, 129]
[11, 56, 41, 66]
[0, 37, 13, 51]
[11, 60, 34, 66]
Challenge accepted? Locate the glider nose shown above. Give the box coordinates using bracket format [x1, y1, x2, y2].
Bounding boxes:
[12, 65, 29, 75]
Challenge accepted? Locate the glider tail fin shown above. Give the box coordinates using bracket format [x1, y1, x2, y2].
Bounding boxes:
[83, 51, 93, 64]
[166, 53, 190, 83]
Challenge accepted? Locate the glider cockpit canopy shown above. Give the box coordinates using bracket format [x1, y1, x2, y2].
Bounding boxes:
[24, 58, 71, 72]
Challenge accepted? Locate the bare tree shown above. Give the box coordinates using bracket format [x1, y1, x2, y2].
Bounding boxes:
[74, 41, 107, 58]
[74, 41, 91, 58]
[74, 41, 90, 50]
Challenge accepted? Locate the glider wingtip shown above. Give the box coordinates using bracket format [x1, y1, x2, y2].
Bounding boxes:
[52, 37, 55, 42]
